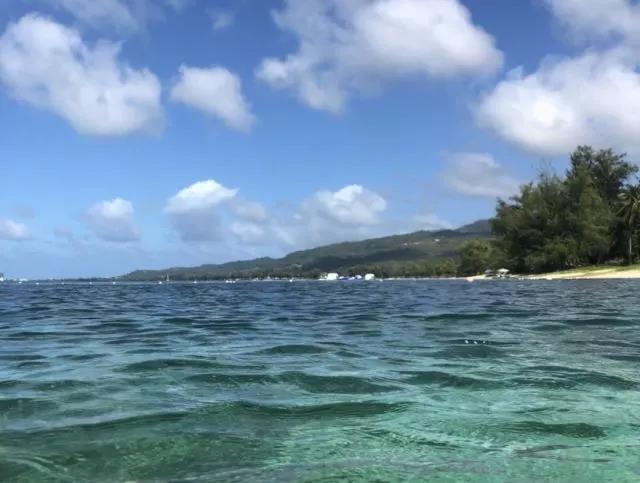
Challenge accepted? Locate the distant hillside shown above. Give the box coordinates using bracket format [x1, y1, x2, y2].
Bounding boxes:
[122, 220, 492, 281]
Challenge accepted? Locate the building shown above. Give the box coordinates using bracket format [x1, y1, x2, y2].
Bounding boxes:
[0, 273, 5, 282]
[320, 272, 339, 281]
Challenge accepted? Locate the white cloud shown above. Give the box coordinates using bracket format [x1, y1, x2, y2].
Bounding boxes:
[230, 199, 269, 223]
[164, 180, 390, 248]
[442, 153, 520, 198]
[84, 198, 139, 242]
[544, 0, 640, 42]
[231, 185, 390, 248]
[166, 180, 238, 215]
[270, 184, 390, 247]
[45, 0, 138, 31]
[171, 65, 256, 131]
[229, 220, 268, 244]
[256, 0, 503, 112]
[0, 14, 163, 136]
[477, 48, 640, 155]
[209, 9, 235, 31]
[165, 180, 239, 241]
[0, 219, 31, 241]
[43, 0, 191, 32]
[301, 184, 387, 225]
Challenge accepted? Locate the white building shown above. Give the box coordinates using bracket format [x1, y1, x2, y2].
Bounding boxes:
[0, 273, 5, 282]
[364, 273, 376, 281]
[320, 272, 339, 281]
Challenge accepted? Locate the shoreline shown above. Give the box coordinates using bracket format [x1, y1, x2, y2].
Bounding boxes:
[7, 266, 640, 284]
[524, 265, 640, 280]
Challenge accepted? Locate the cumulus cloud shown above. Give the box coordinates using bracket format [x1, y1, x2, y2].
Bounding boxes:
[84, 198, 139, 242]
[165, 180, 391, 249]
[230, 199, 270, 223]
[0, 219, 31, 241]
[544, 0, 640, 42]
[479, 1, 640, 155]
[256, 0, 503, 112]
[269, 184, 389, 247]
[165, 178, 285, 246]
[477, 48, 640, 155]
[0, 14, 163, 136]
[229, 220, 269, 244]
[166, 180, 238, 214]
[233, 185, 389, 248]
[300, 185, 387, 225]
[442, 153, 520, 198]
[165, 180, 239, 241]
[171, 65, 256, 131]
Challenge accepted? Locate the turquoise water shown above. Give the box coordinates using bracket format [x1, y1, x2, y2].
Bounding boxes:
[1, 280, 640, 482]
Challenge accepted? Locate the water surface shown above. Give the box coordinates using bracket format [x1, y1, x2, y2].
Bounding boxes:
[1, 281, 640, 481]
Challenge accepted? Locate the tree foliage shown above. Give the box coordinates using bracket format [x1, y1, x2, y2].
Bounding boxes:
[618, 184, 640, 264]
[490, 146, 639, 273]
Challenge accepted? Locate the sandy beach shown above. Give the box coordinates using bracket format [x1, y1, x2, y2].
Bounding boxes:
[526, 266, 640, 280]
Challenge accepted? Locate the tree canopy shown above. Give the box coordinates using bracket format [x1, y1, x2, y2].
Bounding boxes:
[489, 146, 639, 274]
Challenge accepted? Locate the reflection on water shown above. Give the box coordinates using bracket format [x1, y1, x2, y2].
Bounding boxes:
[1, 280, 640, 481]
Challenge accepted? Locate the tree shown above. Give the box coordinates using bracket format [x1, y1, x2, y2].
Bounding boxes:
[458, 239, 494, 276]
[564, 163, 611, 265]
[568, 146, 637, 205]
[492, 165, 612, 273]
[618, 184, 640, 264]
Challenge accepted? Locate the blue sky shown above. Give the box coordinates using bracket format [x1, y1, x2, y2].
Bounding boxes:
[1, 0, 639, 278]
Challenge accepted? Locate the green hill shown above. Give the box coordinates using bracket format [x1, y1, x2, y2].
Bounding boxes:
[122, 220, 492, 281]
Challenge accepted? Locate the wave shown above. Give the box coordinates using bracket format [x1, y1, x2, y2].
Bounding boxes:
[503, 421, 606, 439]
[431, 344, 506, 359]
[254, 344, 328, 355]
[119, 358, 227, 372]
[278, 372, 398, 394]
[401, 371, 503, 389]
[185, 373, 278, 385]
[519, 366, 637, 390]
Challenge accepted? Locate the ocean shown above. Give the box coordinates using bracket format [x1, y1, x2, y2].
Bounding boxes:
[1, 280, 639, 482]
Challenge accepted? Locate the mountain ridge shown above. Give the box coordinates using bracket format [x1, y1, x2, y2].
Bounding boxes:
[121, 219, 492, 281]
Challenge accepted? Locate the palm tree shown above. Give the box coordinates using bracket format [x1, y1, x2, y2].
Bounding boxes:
[618, 184, 640, 264]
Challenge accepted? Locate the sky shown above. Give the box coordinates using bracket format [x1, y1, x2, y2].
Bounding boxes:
[1, 0, 639, 279]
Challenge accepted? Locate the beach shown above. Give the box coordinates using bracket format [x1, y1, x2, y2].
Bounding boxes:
[526, 265, 640, 280]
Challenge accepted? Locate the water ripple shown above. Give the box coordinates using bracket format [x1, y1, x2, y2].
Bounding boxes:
[2, 280, 640, 481]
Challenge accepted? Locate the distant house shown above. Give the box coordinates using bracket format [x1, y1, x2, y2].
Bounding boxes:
[320, 272, 339, 281]
[0, 272, 4, 282]
[364, 273, 376, 281]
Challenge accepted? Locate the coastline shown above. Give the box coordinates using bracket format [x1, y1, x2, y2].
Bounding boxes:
[523, 265, 640, 280]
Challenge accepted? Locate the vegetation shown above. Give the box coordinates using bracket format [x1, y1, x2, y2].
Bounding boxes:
[491, 146, 639, 273]
[121, 146, 640, 281]
[122, 221, 492, 281]
[618, 184, 640, 264]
